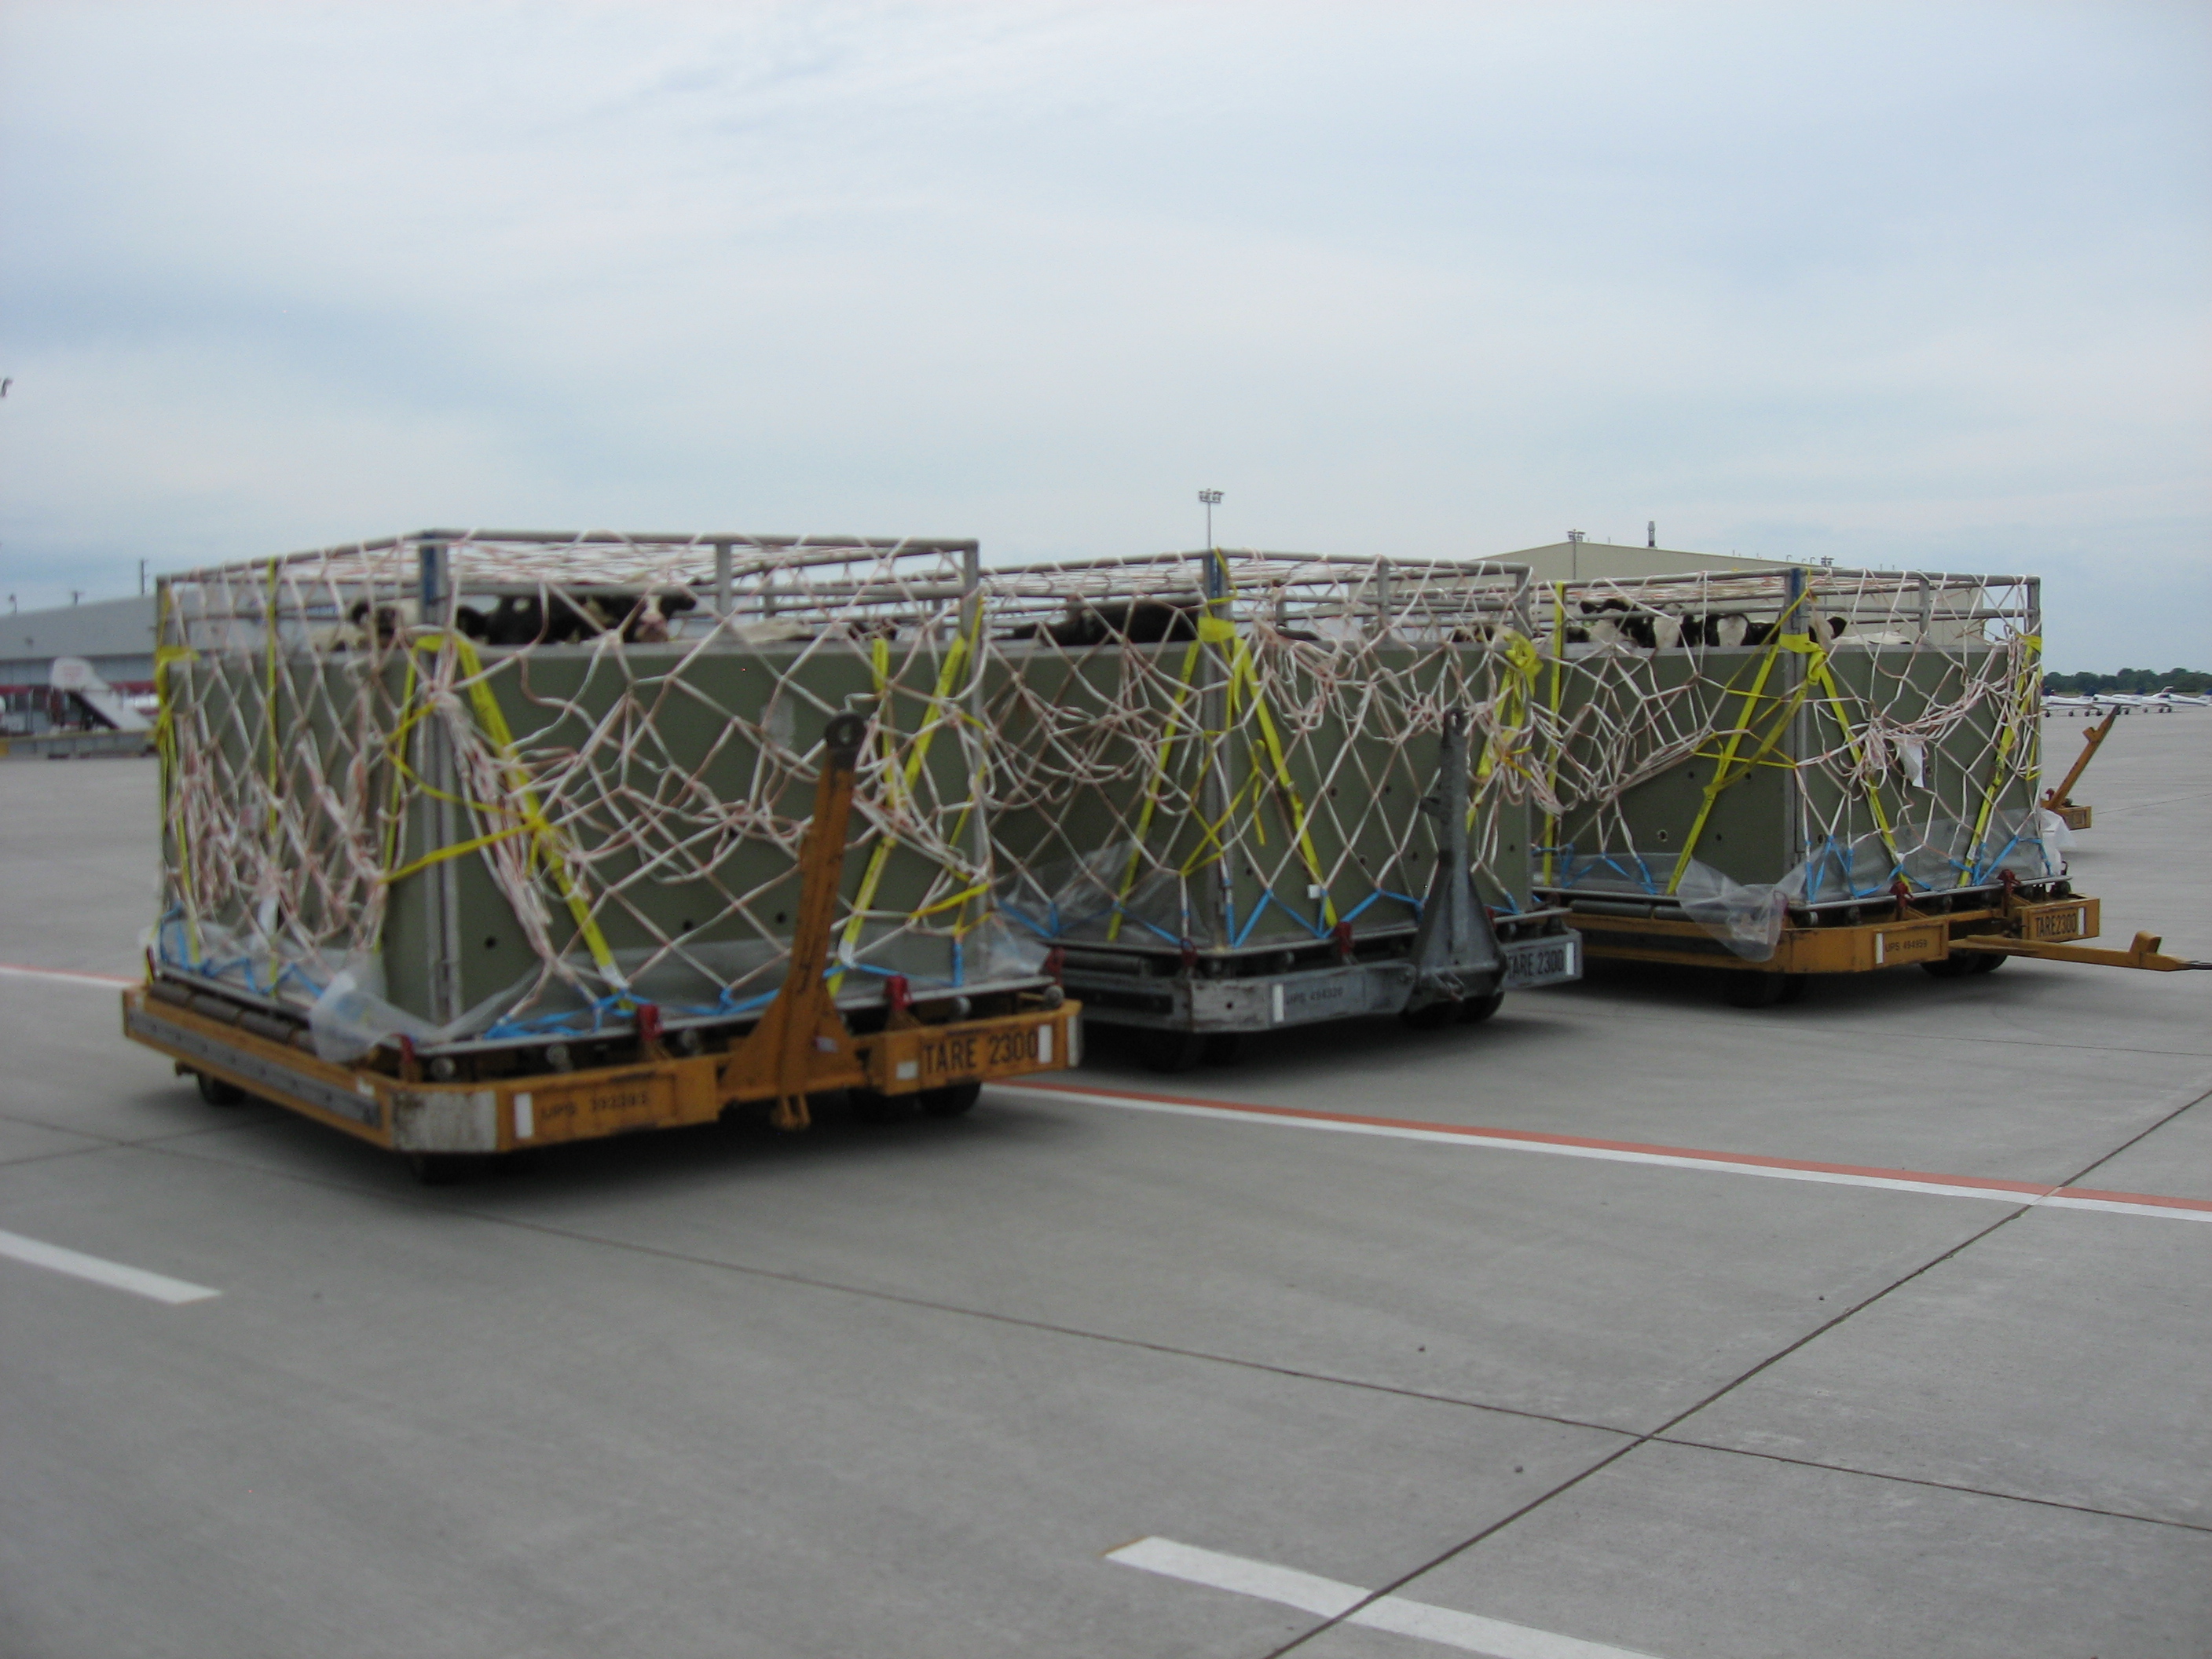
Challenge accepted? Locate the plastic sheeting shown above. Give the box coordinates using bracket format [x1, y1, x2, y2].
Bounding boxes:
[995, 841, 1188, 947]
[1674, 862, 1791, 960]
[1558, 808, 2071, 963]
[160, 912, 1046, 1063]
[309, 961, 513, 1063]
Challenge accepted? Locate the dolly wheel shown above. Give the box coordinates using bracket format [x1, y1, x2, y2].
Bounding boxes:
[1400, 999, 1458, 1031]
[1723, 972, 1789, 1009]
[194, 1071, 247, 1107]
[1775, 974, 1810, 1004]
[1970, 952, 2007, 975]
[1920, 954, 1976, 980]
[1202, 1033, 1244, 1066]
[1460, 991, 1507, 1025]
[918, 1082, 981, 1119]
[1138, 1031, 1206, 1073]
[848, 1090, 911, 1125]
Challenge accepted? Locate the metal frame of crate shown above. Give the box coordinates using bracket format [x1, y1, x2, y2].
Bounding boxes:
[148, 531, 1049, 1059]
[978, 549, 1580, 1063]
[1523, 563, 2099, 994]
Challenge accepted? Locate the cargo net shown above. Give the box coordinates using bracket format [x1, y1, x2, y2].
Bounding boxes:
[1529, 566, 2056, 958]
[978, 551, 1540, 954]
[153, 533, 1032, 1053]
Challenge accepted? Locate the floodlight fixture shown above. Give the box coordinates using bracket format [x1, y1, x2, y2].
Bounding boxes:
[1197, 489, 1222, 548]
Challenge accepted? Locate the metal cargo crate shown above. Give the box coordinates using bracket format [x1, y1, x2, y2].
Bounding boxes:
[979, 549, 1579, 1064]
[148, 532, 1051, 1061]
[1529, 564, 2078, 991]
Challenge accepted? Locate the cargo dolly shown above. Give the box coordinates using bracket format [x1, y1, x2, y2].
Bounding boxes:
[126, 714, 1081, 1179]
[1546, 873, 2206, 1008]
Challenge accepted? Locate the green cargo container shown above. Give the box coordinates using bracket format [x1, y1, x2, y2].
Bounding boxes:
[1532, 566, 2055, 921]
[980, 551, 1581, 1064]
[152, 533, 1041, 1056]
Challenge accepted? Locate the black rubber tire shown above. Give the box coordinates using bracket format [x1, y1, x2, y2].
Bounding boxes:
[1399, 999, 1458, 1031]
[1775, 974, 1810, 1005]
[1920, 954, 1976, 980]
[194, 1071, 247, 1106]
[848, 1090, 911, 1125]
[1723, 972, 1789, 1009]
[1138, 1030, 1206, 1073]
[1459, 991, 1507, 1025]
[918, 1081, 982, 1118]
[1201, 1033, 1245, 1066]
[1970, 951, 2007, 974]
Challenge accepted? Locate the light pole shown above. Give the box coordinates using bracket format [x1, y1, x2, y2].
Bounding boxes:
[1197, 489, 1222, 550]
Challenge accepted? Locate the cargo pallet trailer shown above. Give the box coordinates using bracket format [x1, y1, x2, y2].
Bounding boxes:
[126, 712, 1081, 1180]
[1530, 563, 2206, 1003]
[984, 550, 1582, 1072]
[1544, 875, 2210, 1007]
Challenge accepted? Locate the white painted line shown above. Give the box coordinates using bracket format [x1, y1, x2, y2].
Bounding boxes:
[1111, 1536, 1365, 1617]
[1352, 1596, 1663, 1659]
[0, 962, 136, 987]
[1001, 1084, 2212, 1225]
[0, 1228, 221, 1305]
[2039, 1194, 2212, 1224]
[1109, 1536, 1664, 1658]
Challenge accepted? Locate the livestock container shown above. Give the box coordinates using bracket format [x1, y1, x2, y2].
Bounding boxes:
[126, 532, 1077, 1170]
[1529, 564, 2092, 1001]
[980, 550, 1579, 1067]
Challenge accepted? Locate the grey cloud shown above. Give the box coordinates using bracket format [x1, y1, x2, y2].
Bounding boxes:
[0, 1, 2203, 668]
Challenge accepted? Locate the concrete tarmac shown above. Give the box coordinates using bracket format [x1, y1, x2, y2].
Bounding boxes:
[2, 713, 2207, 1657]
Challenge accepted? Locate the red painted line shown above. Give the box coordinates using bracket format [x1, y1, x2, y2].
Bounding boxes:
[1016, 1079, 2054, 1195]
[1013, 1079, 2212, 1218]
[2051, 1184, 2212, 1214]
[0, 962, 137, 987]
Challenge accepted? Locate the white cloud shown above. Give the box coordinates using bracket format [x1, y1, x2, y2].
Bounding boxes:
[1, 0, 2205, 668]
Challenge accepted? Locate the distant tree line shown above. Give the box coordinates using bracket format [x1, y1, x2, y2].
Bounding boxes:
[2043, 667, 2212, 695]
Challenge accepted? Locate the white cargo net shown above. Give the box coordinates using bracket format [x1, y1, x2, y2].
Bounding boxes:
[152, 533, 1027, 1047]
[979, 551, 1541, 953]
[1528, 566, 2055, 954]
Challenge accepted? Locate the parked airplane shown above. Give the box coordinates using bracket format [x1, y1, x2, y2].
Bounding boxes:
[2046, 687, 2210, 715]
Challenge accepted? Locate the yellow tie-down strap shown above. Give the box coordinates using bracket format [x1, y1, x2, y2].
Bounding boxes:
[832, 623, 980, 990]
[1782, 628, 1901, 879]
[1666, 595, 1818, 895]
[1962, 632, 2042, 885]
[381, 634, 624, 992]
[1108, 632, 1209, 942]
[153, 639, 203, 950]
[1197, 614, 1335, 928]
[1478, 628, 1543, 791]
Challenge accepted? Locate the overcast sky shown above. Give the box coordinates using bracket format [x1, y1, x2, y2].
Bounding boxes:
[2, 1, 2205, 669]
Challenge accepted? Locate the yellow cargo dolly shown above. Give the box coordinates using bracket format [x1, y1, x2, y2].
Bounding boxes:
[124, 714, 1082, 1178]
[1553, 877, 2207, 1007]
